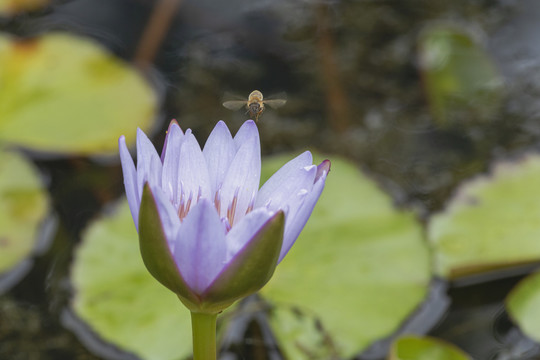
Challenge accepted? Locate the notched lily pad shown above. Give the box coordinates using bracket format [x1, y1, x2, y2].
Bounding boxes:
[0, 148, 49, 292]
[507, 271, 540, 343]
[429, 154, 540, 279]
[0, 33, 157, 155]
[70, 199, 192, 360]
[260, 154, 431, 359]
[0, 0, 49, 16]
[389, 335, 472, 360]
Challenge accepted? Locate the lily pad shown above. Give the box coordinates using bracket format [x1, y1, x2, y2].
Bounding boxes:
[0, 148, 49, 285]
[70, 199, 192, 360]
[506, 271, 540, 342]
[260, 154, 431, 358]
[0, 33, 157, 155]
[389, 336, 471, 360]
[429, 154, 540, 278]
[0, 0, 48, 16]
[418, 24, 503, 126]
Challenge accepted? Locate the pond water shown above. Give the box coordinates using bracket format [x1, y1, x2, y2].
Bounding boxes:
[2, 0, 540, 359]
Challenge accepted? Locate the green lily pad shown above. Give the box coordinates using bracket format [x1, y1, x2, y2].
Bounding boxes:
[389, 336, 471, 360]
[429, 154, 540, 278]
[260, 154, 431, 359]
[0, 33, 157, 155]
[506, 271, 540, 342]
[418, 24, 503, 126]
[0, 148, 49, 277]
[0, 0, 48, 15]
[71, 199, 192, 360]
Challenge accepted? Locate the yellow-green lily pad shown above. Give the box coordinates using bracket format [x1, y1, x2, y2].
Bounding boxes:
[506, 271, 540, 342]
[0, 33, 157, 155]
[0, 148, 49, 280]
[429, 154, 540, 278]
[389, 336, 472, 360]
[260, 154, 431, 358]
[70, 199, 192, 360]
[0, 0, 48, 16]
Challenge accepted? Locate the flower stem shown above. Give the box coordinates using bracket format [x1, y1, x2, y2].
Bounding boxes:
[191, 312, 217, 360]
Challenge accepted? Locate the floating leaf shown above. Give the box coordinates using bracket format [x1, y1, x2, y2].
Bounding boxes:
[418, 24, 503, 126]
[70, 199, 192, 360]
[389, 335, 471, 360]
[260, 154, 431, 358]
[0, 148, 49, 282]
[429, 154, 540, 278]
[0, 33, 157, 155]
[507, 271, 540, 342]
[0, 0, 49, 16]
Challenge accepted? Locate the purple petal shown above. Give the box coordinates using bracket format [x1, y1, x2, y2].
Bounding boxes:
[224, 208, 275, 262]
[172, 199, 227, 294]
[255, 151, 315, 210]
[203, 121, 236, 195]
[315, 160, 331, 182]
[274, 166, 317, 218]
[136, 128, 163, 201]
[119, 136, 140, 228]
[219, 132, 261, 225]
[177, 133, 212, 204]
[161, 122, 185, 206]
[233, 120, 259, 151]
[279, 167, 329, 262]
[161, 120, 183, 161]
[150, 186, 181, 252]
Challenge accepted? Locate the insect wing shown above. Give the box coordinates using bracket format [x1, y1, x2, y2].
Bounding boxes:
[263, 92, 287, 109]
[223, 100, 247, 110]
[222, 92, 248, 110]
[263, 99, 287, 109]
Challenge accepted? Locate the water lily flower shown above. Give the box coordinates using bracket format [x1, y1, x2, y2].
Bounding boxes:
[118, 120, 329, 314]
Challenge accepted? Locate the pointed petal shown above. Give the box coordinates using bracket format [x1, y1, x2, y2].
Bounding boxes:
[267, 165, 317, 220]
[119, 136, 140, 228]
[279, 168, 329, 262]
[161, 122, 185, 206]
[177, 133, 212, 202]
[315, 159, 331, 182]
[202, 211, 284, 311]
[161, 119, 182, 161]
[219, 132, 261, 224]
[233, 120, 259, 151]
[136, 128, 162, 201]
[203, 121, 236, 194]
[255, 151, 316, 211]
[224, 208, 276, 261]
[138, 185, 198, 305]
[172, 199, 227, 295]
[150, 186, 181, 252]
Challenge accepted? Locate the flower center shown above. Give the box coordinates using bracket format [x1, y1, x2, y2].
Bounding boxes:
[176, 185, 256, 231]
[177, 186, 201, 221]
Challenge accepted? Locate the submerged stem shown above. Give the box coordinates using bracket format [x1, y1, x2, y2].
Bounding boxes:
[134, 0, 183, 70]
[191, 312, 217, 360]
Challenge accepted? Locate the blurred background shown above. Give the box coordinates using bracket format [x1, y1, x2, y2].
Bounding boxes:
[3, 0, 540, 359]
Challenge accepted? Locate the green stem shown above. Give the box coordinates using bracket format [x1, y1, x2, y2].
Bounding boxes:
[191, 312, 217, 360]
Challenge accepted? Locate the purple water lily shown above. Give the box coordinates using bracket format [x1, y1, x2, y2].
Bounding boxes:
[119, 120, 329, 313]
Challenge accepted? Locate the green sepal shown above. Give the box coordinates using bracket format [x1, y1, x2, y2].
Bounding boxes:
[138, 184, 199, 305]
[198, 211, 285, 313]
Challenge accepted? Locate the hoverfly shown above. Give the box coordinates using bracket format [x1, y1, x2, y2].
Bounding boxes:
[222, 90, 287, 122]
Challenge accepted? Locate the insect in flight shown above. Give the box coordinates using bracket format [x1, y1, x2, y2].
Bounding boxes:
[222, 90, 287, 122]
